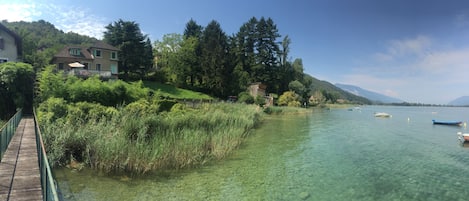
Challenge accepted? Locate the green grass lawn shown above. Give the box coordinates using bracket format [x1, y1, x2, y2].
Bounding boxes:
[143, 81, 213, 100]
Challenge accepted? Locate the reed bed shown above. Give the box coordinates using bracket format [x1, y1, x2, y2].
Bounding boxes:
[40, 103, 261, 174]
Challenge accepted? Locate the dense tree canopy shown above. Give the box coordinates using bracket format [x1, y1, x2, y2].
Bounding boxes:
[104, 19, 154, 80]
[0, 62, 34, 119]
[153, 17, 310, 100]
[2, 18, 370, 107]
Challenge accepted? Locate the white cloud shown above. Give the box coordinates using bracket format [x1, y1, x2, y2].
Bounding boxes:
[342, 35, 469, 104]
[0, 3, 41, 22]
[45, 4, 107, 39]
[377, 35, 432, 61]
[0, 2, 107, 39]
[418, 48, 469, 75]
[390, 35, 431, 55]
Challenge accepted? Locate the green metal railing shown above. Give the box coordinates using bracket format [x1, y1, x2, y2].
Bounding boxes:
[0, 109, 22, 162]
[33, 112, 60, 201]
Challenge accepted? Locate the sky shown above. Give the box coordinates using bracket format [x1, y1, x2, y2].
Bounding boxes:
[1, 0, 469, 104]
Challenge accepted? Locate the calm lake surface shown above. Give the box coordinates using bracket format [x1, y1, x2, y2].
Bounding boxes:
[55, 106, 469, 201]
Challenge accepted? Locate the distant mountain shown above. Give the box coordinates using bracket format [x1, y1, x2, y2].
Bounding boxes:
[448, 96, 469, 106]
[335, 83, 403, 104]
[306, 75, 372, 104]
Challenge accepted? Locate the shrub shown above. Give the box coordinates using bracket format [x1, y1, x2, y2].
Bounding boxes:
[36, 67, 149, 107]
[278, 91, 301, 107]
[255, 95, 266, 106]
[67, 102, 115, 123]
[37, 97, 68, 123]
[263, 106, 283, 114]
[154, 99, 178, 112]
[123, 98, 159, 115]
[170, 103, 187, 113]
[237, 92, 254, 104]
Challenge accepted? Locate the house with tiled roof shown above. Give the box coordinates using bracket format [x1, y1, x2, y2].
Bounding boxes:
[0, 23, 22, 63]
[52, 41, 119, 79]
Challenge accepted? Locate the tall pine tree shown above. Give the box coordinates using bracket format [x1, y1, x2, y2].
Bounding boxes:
[199, 20, 229, 97]
[104, 19, 151, 80]
[233, 17, 281, 94]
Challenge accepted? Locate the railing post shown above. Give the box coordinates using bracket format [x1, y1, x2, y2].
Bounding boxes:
[33, 111, 60, 201]
[1, 128, 5, 161]
[0, 109, 23, 162]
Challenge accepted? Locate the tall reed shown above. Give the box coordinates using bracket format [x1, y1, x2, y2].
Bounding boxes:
[40, 103, 261, 174]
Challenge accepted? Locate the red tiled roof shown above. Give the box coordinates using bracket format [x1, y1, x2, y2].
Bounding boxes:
[91, 41, 119, 51]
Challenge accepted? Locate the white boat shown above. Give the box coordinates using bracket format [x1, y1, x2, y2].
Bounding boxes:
[457, 132, 469, 142]
[374, 112, 391, 118]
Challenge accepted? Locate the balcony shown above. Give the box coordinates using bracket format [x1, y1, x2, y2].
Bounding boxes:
[68, 69, 116, 79]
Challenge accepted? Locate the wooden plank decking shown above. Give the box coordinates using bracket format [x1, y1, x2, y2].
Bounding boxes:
[0, 117, 42, 201]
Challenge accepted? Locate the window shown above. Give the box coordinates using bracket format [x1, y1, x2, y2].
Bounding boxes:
[0, 58, 7, 63]
[111, 51, 117, 60]
[94, 49, 102, 57]
[58, 63, 64, 70]
[69, 48, 81, 56]
[96, 63, 101, 71]
[0, 38, 4, 50]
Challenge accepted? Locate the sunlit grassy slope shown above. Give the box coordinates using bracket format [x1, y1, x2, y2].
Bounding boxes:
[143, 81, 213, 100]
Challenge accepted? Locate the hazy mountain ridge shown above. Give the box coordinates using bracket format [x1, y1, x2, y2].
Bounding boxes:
[306, 76, 372, 104]
[448, 96, 469, 106]
[335, 83, 404, 104]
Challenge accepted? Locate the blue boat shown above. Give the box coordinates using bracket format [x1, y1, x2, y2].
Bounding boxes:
[432, 120, 462, 126]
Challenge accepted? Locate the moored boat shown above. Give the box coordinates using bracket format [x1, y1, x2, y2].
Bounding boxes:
[374, 112, 391, 118]
[432, 120, 462, 126]
[457, 132, 469, 142]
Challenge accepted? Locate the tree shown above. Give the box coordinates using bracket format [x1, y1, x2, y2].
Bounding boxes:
[0, 62, 34, 119]
[104, 19, 151, 79]
[292, 58, 304, 82]
[199, 20, 229, 97]
[183, 19, 203, 39]
[231, 17, 258, 93]
[277, 35, 294, 93]
[153, 33, 183, 69]
[172, 37, 199, 87]
[182, 20, 203, 89]
[279, 35, 291, 67]
[36, 65, 67, 103]
[142, 38, 154, 75]
[232, 17, 282, 94]
[288, 80, 305, 96]
[321, 90, 339, 103]
[278, 91, 301, 107]
[310, 90, 326, 106]
[255, 17, 281, 93]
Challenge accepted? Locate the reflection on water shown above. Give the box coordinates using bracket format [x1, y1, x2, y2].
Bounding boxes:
[56, 106, 469, 201]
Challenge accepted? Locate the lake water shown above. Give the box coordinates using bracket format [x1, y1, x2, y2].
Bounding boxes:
[55, 106, 469, 201]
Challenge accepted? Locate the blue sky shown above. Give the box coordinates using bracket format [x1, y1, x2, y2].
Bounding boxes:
[2, 0, 469, 104]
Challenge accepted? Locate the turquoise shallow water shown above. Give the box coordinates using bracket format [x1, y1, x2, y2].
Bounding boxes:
[55, 106, 469, 200]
